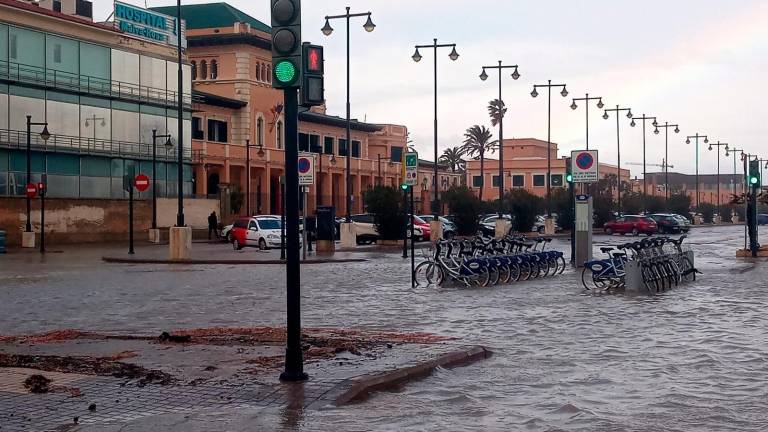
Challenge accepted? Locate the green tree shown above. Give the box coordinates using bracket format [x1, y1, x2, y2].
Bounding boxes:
[460, 125, 497, 202]
[438, 147, 465, 173]
[552, 188, 574, 232]
[666, 193, 692, 219]
[363, 186, 407, 240]
[697, 202, 716, 223]
[501, 189, 544, 232]
[488, 98, 506, 127]
[443, 186, 483, 236]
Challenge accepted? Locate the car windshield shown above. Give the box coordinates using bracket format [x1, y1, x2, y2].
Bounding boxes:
[413, 216, 427, 224]
[257, 219, 281, 230]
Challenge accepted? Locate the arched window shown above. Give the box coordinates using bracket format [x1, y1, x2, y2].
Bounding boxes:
[276, 120, 283, 149]
[267, 65, 272, 83]
[210, 60, 218, 79]
[257, 116, 264, 148]
[255, 62, 261, 81]
[261, 64, 267, 82]
[191, 61, 197, 80]
[200, 60, 208, 80]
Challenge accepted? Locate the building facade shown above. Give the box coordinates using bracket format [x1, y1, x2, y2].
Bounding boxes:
[465, 138, 631, 201]
[636, 172, 745, 206]
[0, 0, 194, 201]
[154, 3, 423, 219]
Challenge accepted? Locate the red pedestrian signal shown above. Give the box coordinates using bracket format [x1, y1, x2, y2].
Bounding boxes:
[306, 46, 323, 73]
[301, 43, 324, 107]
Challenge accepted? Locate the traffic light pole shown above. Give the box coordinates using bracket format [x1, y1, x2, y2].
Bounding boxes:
[280, 87, 308, 382]
[402, 188, 408, 259]
[410, 186, 415, 287]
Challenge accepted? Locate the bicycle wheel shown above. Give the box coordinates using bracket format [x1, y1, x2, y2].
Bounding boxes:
[472, 267, 491, 287]
[557, 256, 566, 275]
[679, 256, 696, 282]
[509, 262, 522, 282]
[414, 261, 442, 286]
[582, 267, 597, 290]
[519, 261, 533, 281]
[641, 265, 657, 294]
[498, 263, 512, 284]
[488, 266, 500, 286]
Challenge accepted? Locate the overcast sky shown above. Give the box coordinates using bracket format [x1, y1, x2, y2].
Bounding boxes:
[96, 1, 768, 178]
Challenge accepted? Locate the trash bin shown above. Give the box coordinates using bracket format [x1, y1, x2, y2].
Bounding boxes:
[315, 206, 335, 253]
[0, 230, 6, 254]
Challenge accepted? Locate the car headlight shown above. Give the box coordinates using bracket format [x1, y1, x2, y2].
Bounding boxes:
[267, 234, 279, 239]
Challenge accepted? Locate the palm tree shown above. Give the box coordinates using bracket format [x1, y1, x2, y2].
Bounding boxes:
[439, 147, 465, 173]
[488, 99, 506, 127]
[461, 125, 497, 201]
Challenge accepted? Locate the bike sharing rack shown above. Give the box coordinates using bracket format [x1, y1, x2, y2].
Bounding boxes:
[623, 249, 696, 295]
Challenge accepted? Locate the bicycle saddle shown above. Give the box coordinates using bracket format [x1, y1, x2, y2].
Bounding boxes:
[600, 247, 614, 253]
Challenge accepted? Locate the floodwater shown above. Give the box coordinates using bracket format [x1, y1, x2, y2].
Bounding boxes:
[2, 226, 768, 431]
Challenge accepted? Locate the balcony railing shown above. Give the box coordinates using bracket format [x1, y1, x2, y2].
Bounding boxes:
[0, 60, 193, 108]
[0, 128, 191, 161]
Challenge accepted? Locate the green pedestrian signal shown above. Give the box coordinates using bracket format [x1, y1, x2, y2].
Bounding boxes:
[274, 60, 298, 84]
[400, 184, 409, 191]
[565, 157, 574, 183]
[566, 173, 574, 183]
[749, 160, 761, 187]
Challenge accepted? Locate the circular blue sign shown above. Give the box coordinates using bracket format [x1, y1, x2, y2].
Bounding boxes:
[298, 157, 311, 173]
[576, 152, 594, 170]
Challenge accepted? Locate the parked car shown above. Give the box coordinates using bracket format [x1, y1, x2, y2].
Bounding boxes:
[603, 215, 658, 236]
[758, 214, 768, 225]
[417, 215, 457, 239]
[349, 213, 424, 245]
[649, 213, 691, 234]
[410, 215, 431, 241]
[221, 223, 234, 243]
[479, 214, 514, 237]
[533, 215, 561, 234]
[231, 216, 298, 250]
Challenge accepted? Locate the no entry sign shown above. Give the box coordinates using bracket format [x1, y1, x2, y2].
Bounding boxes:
[25, 183, 37, 199]
[570, 150, 599, 183]
[298, 153, 315, 186]
[134, 173, 150, 192]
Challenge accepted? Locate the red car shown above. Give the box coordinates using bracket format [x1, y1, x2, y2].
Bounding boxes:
[604, 215, 658, 236]
[411, 215, 431, 241]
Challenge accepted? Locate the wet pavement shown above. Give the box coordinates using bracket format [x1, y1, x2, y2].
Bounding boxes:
[1, 226, 767, 431]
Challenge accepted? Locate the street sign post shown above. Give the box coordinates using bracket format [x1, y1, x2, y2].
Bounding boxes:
[25, 183, 37, 199]
[134, 173, 150, 192]
[403, 151, 418, 187]
[570, 150, 599, 183]
[38, 176, 46, 253]
[298, 153, 315, 186]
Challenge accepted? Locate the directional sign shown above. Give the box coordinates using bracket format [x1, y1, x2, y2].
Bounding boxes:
[570, 150, 599, 183]
[25, 183, 37, 199]
[403, 152, 419, 186]
[134, 173, 150, 192]
[298, 153, 315, 186]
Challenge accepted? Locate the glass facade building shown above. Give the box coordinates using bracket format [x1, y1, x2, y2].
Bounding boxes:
[0, 19, 194, 199]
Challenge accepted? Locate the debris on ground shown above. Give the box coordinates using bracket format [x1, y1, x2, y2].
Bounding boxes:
[0, 353, 174, 385]
[0, 329, 93, 344]
[23, 374, 52, 393]
[158, 332, 191, 343]
[88, 403, 97, 412]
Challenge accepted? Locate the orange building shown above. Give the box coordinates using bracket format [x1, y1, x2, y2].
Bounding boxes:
[633, 172, 745, 206]
[464, 138, 631, 201]
[151, 3, 411, 219]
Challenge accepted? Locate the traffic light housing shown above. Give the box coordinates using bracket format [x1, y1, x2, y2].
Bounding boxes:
[271, 0, 302, 88]
[565, 157, 574, 184]
[748, 159, 761, 187]
[301, 43, 324, 106]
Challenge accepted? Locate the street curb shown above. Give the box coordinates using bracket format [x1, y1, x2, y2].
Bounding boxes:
[333, 345, 492, 406]
[101, 257, 368, 265]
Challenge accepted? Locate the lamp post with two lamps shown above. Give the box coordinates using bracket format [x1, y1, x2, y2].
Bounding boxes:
[651, 122, 680, 202]
[629, 114, 658, 200]
[602, 106, 633, 213]
[245, 139, 265, 216]
[322, 7, 375, 222]
[412, 39, 460, 218]
[531, 81, 568, 217]
[570, 93, 604, 151]
[707, 141, 729, 217]
[685, 133, 709, 209]
[479, 61, 520, 216]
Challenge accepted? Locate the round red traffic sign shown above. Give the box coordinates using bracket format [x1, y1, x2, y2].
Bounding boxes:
[576, 152, 594, 170]
[25, 183, 37, 199]
[134, 173, 150, 192]
[298, 156, 311, 174]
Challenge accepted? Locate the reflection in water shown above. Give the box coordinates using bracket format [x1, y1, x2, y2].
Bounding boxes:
[280, 382, 306, 430]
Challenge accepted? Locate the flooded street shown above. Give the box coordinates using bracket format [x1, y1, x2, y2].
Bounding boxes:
[2, 226, 767, 431]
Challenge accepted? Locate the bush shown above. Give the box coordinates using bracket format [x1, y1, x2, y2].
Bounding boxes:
[443, 186, 483, 235]
[697, 202, 716, 223]
[551, 189, 574, 232]
[230, 188, 244, 214]
[667, 193, 692, 219]
[363, 186, 406, 240]
[501, 189, 544, 233]
[593, 191, 615, 227]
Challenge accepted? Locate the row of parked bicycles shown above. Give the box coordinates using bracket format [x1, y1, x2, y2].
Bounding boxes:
[413, 235, 566, 287]
[582, 235, 697, 294]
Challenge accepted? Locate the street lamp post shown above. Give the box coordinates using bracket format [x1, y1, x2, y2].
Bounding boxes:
[570, 93, 604, 151]
[175, 0, 185, 229]
[151, 129, 173, 229]
[480, 61, 520, 216]
[531, 80, 568, 217]
[708, 141, 729, 216]
[653, 122, 680, 202]
[603, 106, 633, 214]
[725, 147, 744, 197]
[685, 133, 709, 209]
[412, 39, 460, 218]
[25, 116, 50, 233]
[629, 114, 658, 202]
[84, 114, 106, 149]
[322, 7, 375, 222]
